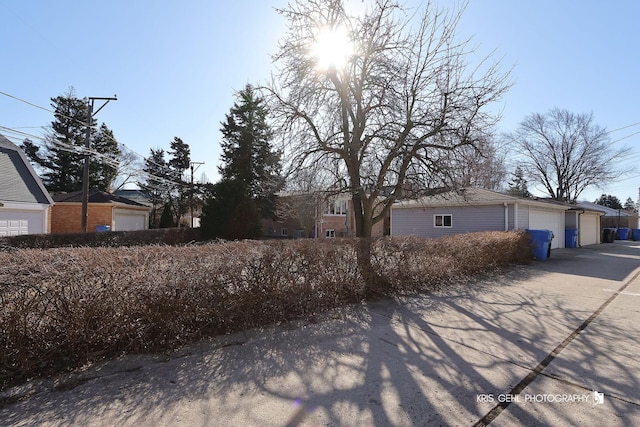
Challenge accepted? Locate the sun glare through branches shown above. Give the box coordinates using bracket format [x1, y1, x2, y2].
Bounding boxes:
[310, 26, 354, 71]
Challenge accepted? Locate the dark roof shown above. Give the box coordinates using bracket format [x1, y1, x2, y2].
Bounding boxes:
[53, 188, 147, 207]
[0, 134, 53, 205]
[113, 189, 152, 206]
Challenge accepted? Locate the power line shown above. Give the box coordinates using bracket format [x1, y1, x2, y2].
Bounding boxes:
[0, 124, 190, 189]
[607, 121, 640, 134]
[0, 91, 201, 184]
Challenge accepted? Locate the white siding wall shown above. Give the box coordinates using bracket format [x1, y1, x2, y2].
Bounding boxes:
[518, 204, 530, 229]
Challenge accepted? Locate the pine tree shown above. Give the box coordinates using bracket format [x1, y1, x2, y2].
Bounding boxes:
[89, 123, 120, 191]
[201, 84, 283, 239]
[168, 137, 191, 225]
[138, 148, 170, 228]
[623, 197, 637, 213]
[21, 88, 121, 193]
[594, 194, 622, 209]
[506, 166, 531, 198]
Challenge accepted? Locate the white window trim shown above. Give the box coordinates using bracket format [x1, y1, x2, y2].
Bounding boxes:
[434, 214, 452, 228]
[326, 199, 348, 216]
[281, 228, 288, 236]
[325, 229, 336, 238]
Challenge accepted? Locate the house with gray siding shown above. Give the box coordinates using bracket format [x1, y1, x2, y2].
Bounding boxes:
[0, 134, 54, 236]
[391, 188, 570, 248]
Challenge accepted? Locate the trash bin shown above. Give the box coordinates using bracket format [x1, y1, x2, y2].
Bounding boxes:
[632, 229, 640, 241]
[617, 227, 629, 240]
[96, 225, 111, 232]
[526, 229, 553, 260]
[602, 228, 614, 243]
[565, 228, 579, 248]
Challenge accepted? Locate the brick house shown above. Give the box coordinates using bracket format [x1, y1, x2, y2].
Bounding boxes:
[262, 191, 388, 239]
[51, 189, 151, 233]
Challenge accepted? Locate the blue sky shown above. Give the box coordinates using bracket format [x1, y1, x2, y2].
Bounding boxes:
[2, 0, 639, 203]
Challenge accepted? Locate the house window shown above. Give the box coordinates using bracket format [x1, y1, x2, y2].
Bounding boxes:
[326, 229, 336, 238]
[326, 199, 348, 215]
[281, 228, 288, 236]
[434, 214, 452, 228]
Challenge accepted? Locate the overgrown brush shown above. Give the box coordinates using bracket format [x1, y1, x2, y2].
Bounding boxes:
[0, 231, 531, 390]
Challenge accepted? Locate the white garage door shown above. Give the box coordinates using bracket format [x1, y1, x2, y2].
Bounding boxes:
[580, 214, 598, 246]
[530, 209, 564, 249]
[113, 212, 146, 231]
[0, 219, 29, 236]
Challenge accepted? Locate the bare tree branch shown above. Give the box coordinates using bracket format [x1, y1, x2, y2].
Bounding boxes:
[267, 0, 510, 237]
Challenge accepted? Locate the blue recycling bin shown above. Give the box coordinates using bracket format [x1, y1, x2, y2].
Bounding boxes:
[526, 229, 553, 260]
[617, 227, 629, 240]
[632, 229, 640, 241]
[96, 225, 111, 232]
[565, 228, 578, 248]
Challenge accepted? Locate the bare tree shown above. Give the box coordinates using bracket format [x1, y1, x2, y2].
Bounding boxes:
[508, 108, 629, 202]
[268, 0, 510, 238]
[447, 135, 507, 191]
[110, 147, 143, 192]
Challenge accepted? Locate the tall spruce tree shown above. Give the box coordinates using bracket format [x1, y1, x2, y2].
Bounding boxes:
[138, 148, 170, 228]
[201, 84, 283, 239]
[168, 137, 191, 225]
[21, 88, 121, 193]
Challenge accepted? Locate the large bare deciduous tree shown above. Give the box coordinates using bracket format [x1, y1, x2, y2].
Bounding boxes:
[509, 108, 629, 202]
[268, 0, 510, 238]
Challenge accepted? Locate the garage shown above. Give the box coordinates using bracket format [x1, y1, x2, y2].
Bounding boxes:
[1, 135, 54, 235]
[113, 209, 148, 231]
[530, 209, 565, 249]
[0, 217, 28, 236]
[579, 212, 601, 246]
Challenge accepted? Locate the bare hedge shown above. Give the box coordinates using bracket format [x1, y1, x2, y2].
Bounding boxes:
[0, 227, 202, 249]
[0, 231, 532, 390]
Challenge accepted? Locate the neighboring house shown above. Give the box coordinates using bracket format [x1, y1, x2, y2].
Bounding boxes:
[0, 135, 54, 236]
[262, 191, 388, 239]
[391, 188, 571, 249]
[113, 189, 153, 207]
[577, 201, 639, 231]
[114, 189, 201, 228]
[51, 189, 151, 233]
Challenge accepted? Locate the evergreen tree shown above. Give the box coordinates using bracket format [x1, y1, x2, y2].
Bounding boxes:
[201, 84, 283, 239]
[137, 138, 192, 228]
[89, 123, 121, 191]
[594, 194, 623, 209]
[168, 137, 191, 225]
[623, 197, 637, 213]
[200, 180, 261, 239]
[506, 166, 531, 198]
[21, 88, 121, 193]
[159, 203, 176, 228]
[138, 148, 170, 228]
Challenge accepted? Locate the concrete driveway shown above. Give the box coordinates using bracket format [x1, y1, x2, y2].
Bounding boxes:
[2, 241, 640, 426]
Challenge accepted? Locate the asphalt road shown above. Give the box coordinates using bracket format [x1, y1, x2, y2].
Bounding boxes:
[2, 241, 640, 426]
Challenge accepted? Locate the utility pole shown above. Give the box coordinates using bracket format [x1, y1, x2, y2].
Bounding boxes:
[81, 96, 117, 233]
[189, 161, 204, 228]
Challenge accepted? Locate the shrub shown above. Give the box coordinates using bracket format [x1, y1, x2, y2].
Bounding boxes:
[0, 231, 531, 390]
[0, 227, 202, 249]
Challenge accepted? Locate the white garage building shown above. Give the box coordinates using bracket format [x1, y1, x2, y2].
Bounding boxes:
[0, 135, 53, 236]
